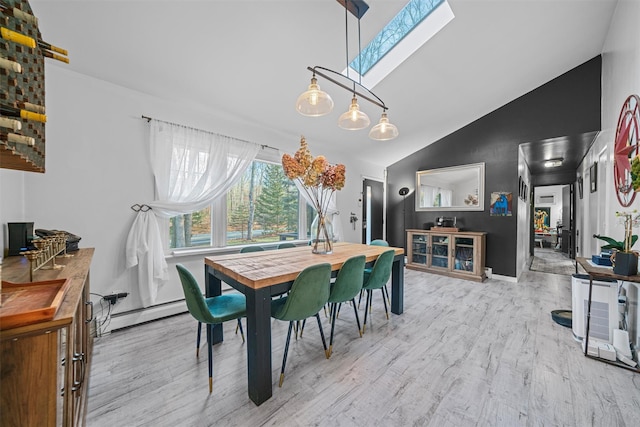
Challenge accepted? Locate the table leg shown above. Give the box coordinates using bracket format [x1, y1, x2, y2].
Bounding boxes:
[245, 286, 273, 405]
[204, 265, 223, 344]
[391, 256, 404, 315]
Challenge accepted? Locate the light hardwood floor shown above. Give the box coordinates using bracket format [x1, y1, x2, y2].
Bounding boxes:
[87, 268, 640, 426]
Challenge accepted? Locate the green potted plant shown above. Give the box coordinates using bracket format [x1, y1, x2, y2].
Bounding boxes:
[594, 211, 639, 276]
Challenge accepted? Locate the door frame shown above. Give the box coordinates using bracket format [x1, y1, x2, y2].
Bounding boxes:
[362, 176, 385, 244]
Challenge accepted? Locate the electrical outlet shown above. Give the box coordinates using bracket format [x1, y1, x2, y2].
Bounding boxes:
[103, 292, 129, 305]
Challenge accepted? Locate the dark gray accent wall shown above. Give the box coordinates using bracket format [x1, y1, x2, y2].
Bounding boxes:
[386, 56, 601, 277]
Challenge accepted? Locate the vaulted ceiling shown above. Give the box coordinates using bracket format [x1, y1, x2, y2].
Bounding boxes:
[30, 0, 617, 170]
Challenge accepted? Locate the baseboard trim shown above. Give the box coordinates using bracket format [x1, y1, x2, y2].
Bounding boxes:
[492, 273, 518, 283]
[109, 300, 188, 332]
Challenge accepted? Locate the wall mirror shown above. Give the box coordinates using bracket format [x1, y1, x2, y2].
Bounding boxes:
[415, 163, 485, 211]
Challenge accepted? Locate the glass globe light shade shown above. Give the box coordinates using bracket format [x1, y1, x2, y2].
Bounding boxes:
[295, 76, 334, 116]
[369, 112, 399, 140]
[338, 96, 370, 130]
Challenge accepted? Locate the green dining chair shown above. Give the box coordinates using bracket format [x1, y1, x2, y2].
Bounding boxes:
[359, 239, 391, 309]
[361, 249, 395, 334]
[271, 263, 331, 387]
[195, 246, 258, 353]
[176, 264, 246, 393]
[277, 242, 296, 249]
[240, 246, 265, 253]
[326, 255, 365, 358]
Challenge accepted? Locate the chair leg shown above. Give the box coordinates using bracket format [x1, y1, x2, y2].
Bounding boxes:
[206, 323, 213, 393]
[328, 303, 337, 358]
[383, 284, 391, 306]
[280, 322, 294, 387]
[237, 318, 245, 343]
[362, 290, 371, 334]
[196, 321, 202, 358]
[300, 319, 306, 338]
[357, 289, 364, 309]
[381, 288, 389, 320]
[351, 297, 363, 337]
[315, 313, 329, 359]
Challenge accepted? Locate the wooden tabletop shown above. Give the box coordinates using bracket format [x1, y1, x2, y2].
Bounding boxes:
[205, 242, 403, 290]
[576, 257, 640, 283]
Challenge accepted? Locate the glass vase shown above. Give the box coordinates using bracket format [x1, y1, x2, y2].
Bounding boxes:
[311, 213, 333, 254]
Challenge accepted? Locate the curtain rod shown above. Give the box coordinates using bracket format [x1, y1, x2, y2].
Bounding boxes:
[141, 115, 278, 151]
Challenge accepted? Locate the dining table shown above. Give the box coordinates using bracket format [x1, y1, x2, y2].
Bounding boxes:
[204, 242, 405, 406]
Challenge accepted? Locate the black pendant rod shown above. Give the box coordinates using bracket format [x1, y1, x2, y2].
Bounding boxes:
[308, 66, 387, 111]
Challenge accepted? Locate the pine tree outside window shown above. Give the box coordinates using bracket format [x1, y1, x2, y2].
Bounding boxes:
[169, 159, 304, 249]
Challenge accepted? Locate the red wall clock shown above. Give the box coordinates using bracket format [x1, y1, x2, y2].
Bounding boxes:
[614, 94, 640, 207]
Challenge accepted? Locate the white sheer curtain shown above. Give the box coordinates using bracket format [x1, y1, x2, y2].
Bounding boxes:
[126, 119, 260, 307]
[420, 185, 452, 208]
[148, 120, 260, 217]
[293, 180, 342, 242]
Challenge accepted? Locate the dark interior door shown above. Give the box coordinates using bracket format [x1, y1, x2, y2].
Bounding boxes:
[362, 179, 384, 243]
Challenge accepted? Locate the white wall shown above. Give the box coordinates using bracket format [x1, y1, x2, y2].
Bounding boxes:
[576, 0, 640, 349]
[0, 65, 385, 326]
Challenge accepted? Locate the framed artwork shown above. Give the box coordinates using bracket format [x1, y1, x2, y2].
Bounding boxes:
[490, 191, 512, 216]
[518, 176, 522, 199]
[534, 207, 551, 231]
[578, 176, 583, 199]
[524, 184, 528, 201]
[590, 162, 597, 193]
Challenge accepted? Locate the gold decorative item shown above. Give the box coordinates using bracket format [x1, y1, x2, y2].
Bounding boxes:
[22, 236, 65, 279]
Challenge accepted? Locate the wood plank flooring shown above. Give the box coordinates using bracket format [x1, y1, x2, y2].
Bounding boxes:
[86, 268, 640, 426]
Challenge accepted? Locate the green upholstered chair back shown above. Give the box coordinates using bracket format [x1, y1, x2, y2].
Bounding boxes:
[240, 246, 265, 253]
[362, 250, 395, 291]
[277, 242, 296, 249]
[370, 239, 389, 246]
[176, 264, 215, 324]
[328, 255, 365, 304]
[273, 263, 331, 322]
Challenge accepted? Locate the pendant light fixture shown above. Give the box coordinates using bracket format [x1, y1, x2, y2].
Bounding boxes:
[369, 111, 399, 140]
[338, 95, 370, 130]
[295, 0, 398, 140]
[295, 73, 334, 116]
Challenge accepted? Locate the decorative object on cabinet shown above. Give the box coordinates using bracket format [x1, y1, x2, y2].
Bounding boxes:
[415, 163, 485, 211]
[0, 0, 69, 173]
[614, 95, 639, 206]
[1, 248, 94, 426]
[490, 192, 512, 216]
[406, 229, 486, 282]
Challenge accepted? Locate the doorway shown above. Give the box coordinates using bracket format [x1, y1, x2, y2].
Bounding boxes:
[362, 178, 384, 244]
[531, 184, 576, 273]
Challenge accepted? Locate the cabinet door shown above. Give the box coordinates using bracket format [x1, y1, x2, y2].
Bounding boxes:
[453, 235, 476, 274]
[410, 233, 428, 266]
[428, 234, 450, 269]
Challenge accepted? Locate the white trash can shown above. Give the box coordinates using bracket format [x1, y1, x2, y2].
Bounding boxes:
[571, 274, 619, 343]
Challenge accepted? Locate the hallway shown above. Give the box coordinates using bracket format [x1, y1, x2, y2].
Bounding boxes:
[530, 247, 586, 276]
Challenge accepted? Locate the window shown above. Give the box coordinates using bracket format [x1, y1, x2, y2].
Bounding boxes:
[169, 159, 304, 249]
[347, 0, 454, 89]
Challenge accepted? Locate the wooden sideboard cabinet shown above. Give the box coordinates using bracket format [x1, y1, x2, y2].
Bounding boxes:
[406, 229, 487, 282]
[1, 248, 95, 426]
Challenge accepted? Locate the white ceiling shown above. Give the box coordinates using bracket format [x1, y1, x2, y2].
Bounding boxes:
[29, 0, 618, 167]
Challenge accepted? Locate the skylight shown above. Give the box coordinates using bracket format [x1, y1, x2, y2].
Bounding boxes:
[347, 0, 454, 89]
